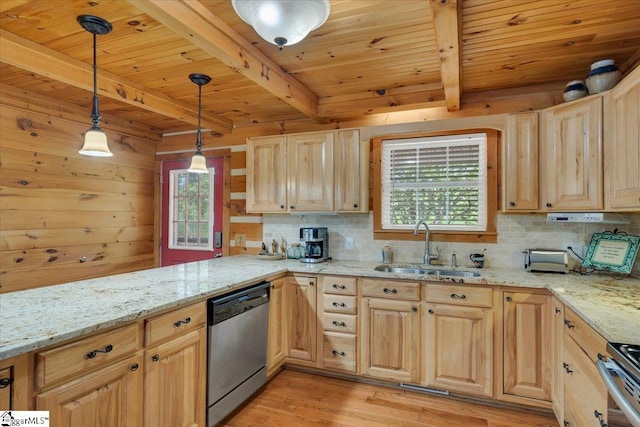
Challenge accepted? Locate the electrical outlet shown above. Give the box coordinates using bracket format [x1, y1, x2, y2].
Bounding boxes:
[345, 237, 354, 250]
[235, 234, 246, 247]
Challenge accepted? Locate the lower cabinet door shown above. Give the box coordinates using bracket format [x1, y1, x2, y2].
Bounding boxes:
[144, 328, 207, 427]
[267, 277, 287, 375]
[36, 353, 143, 427]
[361, 297, 420, 383]
[424, 304, 493, 397]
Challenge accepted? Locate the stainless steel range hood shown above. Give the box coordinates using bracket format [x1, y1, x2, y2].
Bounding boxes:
[546, 212, 629, 224]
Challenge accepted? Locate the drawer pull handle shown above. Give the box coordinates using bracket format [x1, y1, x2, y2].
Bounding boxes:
[130, 363, 139, 372]
[332, 284, 346, 290]
[152, 354, 160, 362]
[332, 321, 346, 327]
[332, 350, 346, 357]
[383, 288, 397, 294]
[555, 308, 561, 314]
[332, 302, 346, 307]
[450, 293, 466, 300]
[564, 319, 575, 329]
[0, 377, 13, 389]
[86, 344, 113, 359]
[174, 317, 191, 327]
[563, 362, 573, 374]
[593, 410, 607, 427]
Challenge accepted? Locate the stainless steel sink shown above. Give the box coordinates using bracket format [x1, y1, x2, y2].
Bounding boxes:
[374, 264, 481, 278]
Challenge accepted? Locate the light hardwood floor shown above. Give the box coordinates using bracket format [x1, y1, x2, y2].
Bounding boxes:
[219, 369, 559, 427]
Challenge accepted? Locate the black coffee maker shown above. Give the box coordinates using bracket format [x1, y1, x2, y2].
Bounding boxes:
[299, 227, 329, 263]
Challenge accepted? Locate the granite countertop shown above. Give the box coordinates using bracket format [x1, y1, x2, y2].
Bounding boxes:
[1, 255, 638, 360]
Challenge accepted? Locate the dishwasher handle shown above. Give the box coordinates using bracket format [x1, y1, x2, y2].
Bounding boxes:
[596, 356, 640, 427]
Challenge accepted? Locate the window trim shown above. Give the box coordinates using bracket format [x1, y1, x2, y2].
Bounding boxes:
[372, 129, 499, 243]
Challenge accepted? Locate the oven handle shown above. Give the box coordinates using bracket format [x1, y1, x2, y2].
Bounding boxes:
[596, 356, 640, 427]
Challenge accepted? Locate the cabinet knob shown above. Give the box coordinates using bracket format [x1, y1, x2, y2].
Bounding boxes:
[353, 203, 358, 208]
[509, 201, 516, 207]
[411, 307, 418, 312]
[564, 319, 575, 329]
[546, 202, 552, 208]
[0, 377, 13, 389]
[593, 410, 606, 427]
[290, 205, 295, 209]
[555, 307, 561, 314]
[564, 421, 570, 427]
[130, 363, 139, 372]
[428, 309, 434, 314]
[563, 362, 573, 374]
[280, 205, 285, 209]
[86, 344, 113, 359]
[505, 296, 512, 302]
[152, 354, 160, 362]
[309, 281, 314, 286]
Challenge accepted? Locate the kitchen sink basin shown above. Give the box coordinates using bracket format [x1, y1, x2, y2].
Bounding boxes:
[374, 264, 481, 278]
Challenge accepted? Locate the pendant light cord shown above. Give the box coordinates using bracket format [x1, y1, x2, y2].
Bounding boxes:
[195, 82, 203, 155]
[91, 32, 100, 129]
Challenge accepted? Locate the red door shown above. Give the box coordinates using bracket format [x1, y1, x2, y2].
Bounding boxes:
[161, 157, 224, 266]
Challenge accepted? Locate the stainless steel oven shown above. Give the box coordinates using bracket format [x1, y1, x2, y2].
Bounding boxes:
[597, 343, 640, 427]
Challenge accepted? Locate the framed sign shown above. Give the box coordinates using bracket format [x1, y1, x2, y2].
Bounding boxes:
[582, 231, 640, 274]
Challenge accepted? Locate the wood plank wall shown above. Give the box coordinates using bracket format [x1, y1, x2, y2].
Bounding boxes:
[0, 85, 161, 293]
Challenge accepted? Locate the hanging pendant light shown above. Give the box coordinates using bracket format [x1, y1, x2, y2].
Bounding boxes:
[77, 15, 113, 157]
[231, 0, 330, 50]
[187, 73, 212, 174]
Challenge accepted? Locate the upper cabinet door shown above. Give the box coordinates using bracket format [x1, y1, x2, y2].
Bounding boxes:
[288, 132, 334, 212]
[334, 129, 369, 212]
[504, 112, 539, 211]
[246, 135, 288, 213]
[541, 96, 603, 211]
[604, 66, 640, 211]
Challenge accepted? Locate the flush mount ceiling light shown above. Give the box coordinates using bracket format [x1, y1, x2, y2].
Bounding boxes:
[231, 0, 330, 50]
[77, 15, 113, 157]
[187, 73, 211, 174]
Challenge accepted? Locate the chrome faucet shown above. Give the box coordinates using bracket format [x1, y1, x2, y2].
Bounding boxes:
[413, 220, 439, 265]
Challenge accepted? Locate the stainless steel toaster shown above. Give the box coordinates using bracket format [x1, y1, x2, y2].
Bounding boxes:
[524, 249, 569, 273]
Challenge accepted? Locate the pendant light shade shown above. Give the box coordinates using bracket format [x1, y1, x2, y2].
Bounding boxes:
[187, 73, 211, 174]
[231, 0, 330, 50]
[77, 15, 113, 157]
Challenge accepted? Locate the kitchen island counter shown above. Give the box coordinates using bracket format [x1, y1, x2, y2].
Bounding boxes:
[1, 255, 638, 360]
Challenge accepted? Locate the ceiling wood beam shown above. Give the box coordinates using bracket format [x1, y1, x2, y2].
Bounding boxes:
[130, 0, 324, 123]
[430, 0, 461, 111]
[0, 29, 233, 134]
[318, 84, 446, 118]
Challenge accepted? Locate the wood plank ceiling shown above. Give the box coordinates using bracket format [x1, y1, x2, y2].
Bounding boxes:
[0, 0, 639, 134]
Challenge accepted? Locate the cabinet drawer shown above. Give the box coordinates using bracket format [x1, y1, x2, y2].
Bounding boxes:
[321, 313, 357, 333]
[322, 294, 357, 314]
[145, 302, 206, 347]
[36, 322, 141, 389]
[321, 276, 357, 295]
[322, 332, 356, 373]
[361, 279, 420, 301]
[563, 335, 608, 427]
[564, 308, 607, 363]
[424, 284, 492, 307]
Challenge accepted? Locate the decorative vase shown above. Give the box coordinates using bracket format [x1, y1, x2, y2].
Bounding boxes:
[585, 59, 621, 94]
[563, 80, 587, 102]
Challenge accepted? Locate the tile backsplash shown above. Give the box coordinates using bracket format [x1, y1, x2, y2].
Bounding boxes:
[263, 212, 640, 276]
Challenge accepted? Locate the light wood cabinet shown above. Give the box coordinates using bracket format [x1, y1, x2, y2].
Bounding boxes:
[285, 275, 317, 363]
[36, 353, 143, 427]
[424, 284, 494, 397]
[287, 132, 334, 211]
[551, 297, 565, 423]
[246, 135, 288, 212]
[541, 95, 603, 211]
[334, 129, 369, 212]
[604, 65, 640, 211]
[504, 112, 539, 211]
[267, 277, 286, 376]
[144, 328, 207, 427]
[0, 354, 30, 410]
[502, 291, 552, 404]
[361, 296, 421, 383]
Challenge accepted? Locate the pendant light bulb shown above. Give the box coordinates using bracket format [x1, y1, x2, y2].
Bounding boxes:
[77, 15, 113, 157]
[187, 73, 212, 174]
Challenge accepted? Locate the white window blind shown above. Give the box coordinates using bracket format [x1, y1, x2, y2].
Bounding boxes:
[381, 133, 487, 231]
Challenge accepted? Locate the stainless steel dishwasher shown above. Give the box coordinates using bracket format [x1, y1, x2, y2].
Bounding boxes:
[207, 281, 270, 427]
